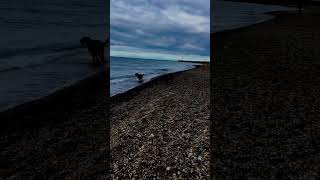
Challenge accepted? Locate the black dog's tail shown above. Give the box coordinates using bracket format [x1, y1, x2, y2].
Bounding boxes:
[104, 38, 109, 47]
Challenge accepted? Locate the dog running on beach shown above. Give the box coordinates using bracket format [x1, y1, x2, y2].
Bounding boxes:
[135, 73, 144, 83]
[80, 37, 109, 64]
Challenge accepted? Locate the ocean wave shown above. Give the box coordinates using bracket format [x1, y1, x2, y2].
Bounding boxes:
[110, 74, 133, 80]
[0, 42, 81, 59]
[0, 66, 22, 73]
[0, 49, 86, 73]
[110, 78, 132, 84]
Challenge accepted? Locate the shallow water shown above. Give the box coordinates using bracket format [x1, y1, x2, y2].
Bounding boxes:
[110, 57, 198, 96]
[0, 0, 108, 111]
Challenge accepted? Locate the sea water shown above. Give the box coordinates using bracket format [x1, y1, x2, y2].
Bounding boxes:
[0, 0, 107, 111]
[110, 57, 198, 96]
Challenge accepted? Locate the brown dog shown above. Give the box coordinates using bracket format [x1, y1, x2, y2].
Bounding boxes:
[80, 37, 109, 64]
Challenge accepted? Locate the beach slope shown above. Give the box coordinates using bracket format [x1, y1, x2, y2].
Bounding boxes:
[212, 9, 320, 178]
[0, 68, 109, 179]
[111, 65, 210, 178]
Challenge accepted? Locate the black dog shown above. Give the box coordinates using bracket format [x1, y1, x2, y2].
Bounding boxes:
[135, 73, 144, 83]
[80, 37, 109, 64]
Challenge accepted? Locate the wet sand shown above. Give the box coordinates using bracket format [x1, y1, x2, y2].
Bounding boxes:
[211, 8, 320, 179]
[111, 64, 210, 179]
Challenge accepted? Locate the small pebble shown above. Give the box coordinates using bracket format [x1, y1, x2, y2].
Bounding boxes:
[149, 134, 155, 138]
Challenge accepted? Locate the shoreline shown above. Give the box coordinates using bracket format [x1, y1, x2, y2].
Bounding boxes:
[212, 10, 298, 65]
[110, 63, 203, 104]
[0, 59, 198, 133]
[0, 65, 108, 134]
[0, 68, 105, 112]
[212, 10, 294, 35]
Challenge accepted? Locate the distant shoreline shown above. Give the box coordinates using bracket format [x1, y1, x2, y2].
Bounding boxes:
[111, 56, 209, 63]
[178, 60, 209, 64]
[211, 10, 295, 38]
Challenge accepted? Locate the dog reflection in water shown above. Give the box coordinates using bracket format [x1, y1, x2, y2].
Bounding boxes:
[135, 73, 144, 83]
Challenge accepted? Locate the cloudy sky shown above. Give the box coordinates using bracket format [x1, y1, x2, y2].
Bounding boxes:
[110, 0, 210, 61]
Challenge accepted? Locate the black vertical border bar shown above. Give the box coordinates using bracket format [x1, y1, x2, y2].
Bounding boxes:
[210, 0, 216, 179]
[105, 0, 111, 178]
[210, 0, 227, 178]
[209, 0, 215, 179]
[210, 0, 213, 178]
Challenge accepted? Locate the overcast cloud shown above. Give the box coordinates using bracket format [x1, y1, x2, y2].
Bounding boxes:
[110, 0, 210, 61]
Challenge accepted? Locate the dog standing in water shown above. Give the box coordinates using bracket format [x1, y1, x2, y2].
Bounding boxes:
[80, 37, 109, 64]
[135, 73, 144, 83]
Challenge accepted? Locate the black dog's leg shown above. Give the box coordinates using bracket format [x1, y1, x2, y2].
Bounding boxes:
[99, 51, 105, 64]
[94, 55, 100, 64]
[89, 51, 96, 64]
[92, 55, 98, 64]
